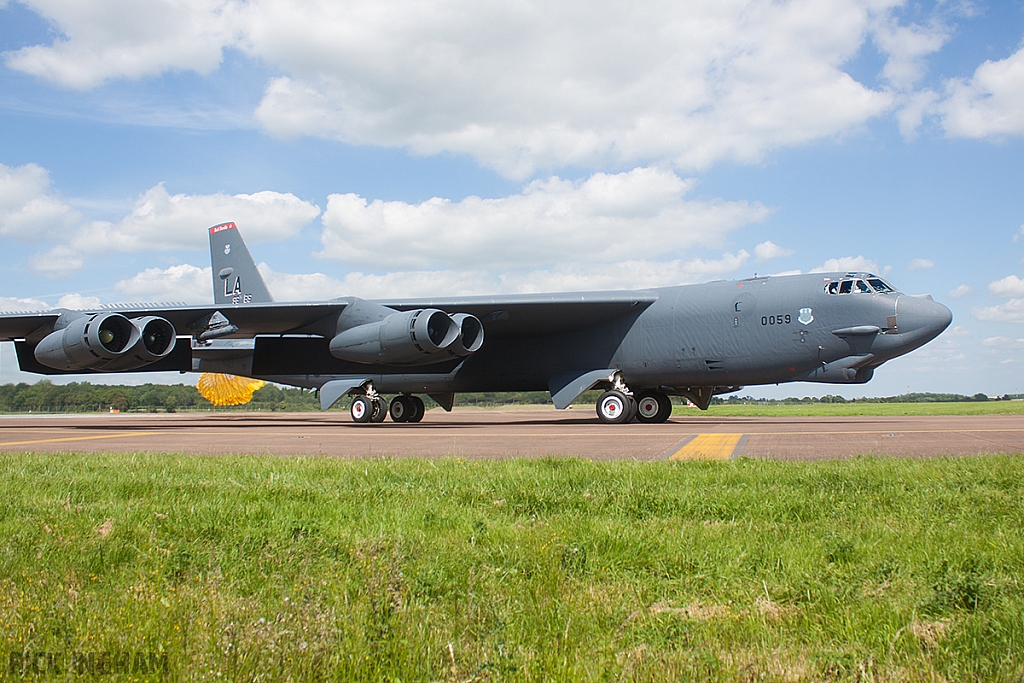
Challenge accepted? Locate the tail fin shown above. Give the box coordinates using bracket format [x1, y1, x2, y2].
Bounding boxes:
[208, 222, 274, 305]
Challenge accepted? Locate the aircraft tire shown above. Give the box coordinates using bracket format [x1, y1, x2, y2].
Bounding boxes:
[371, 397, 388, 422]
[390, 396, 411, 422]
[635, 390, 672, 423]
[408, 396, 425, 422]
[625, 396, 638, 423]
[351, 395, 373, 423]
[596, 390, 631, 424]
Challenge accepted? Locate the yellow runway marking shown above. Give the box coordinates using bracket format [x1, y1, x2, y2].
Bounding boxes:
[670, 433, 744, 460]
[0, 431, 161, 447]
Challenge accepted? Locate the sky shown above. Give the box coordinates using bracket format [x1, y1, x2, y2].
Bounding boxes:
[0, 0, 1023, 397]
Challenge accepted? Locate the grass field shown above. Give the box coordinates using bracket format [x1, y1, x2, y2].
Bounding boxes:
[2, 452, 1023, 682]
[678, 401, 1024, 417]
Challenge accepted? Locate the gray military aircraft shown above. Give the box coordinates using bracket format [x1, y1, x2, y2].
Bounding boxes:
[0, 222, 952, 424]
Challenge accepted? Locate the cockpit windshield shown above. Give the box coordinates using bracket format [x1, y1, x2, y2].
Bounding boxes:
[824, 274, 899, 295]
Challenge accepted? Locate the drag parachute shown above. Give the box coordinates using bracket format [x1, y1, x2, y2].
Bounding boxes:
[197, 373, 266, 406]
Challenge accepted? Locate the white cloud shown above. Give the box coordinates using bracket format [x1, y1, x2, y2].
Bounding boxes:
[319, 167, 770, 270]
[946, 325, 971, 338]
[973, 299, 1024, 323]
[3, 0, 240, 90]
[30, 245, 84, 276]
[0, 296, 51, 312]
[113, 264, 212, 304]
[948, 284, 972, 299]
[753, 240, 793, 262]
[907, 257, 934, 270]
[258, 264, 346, 302]
[988, 274, 1024, 298]
[1013, 225, 1023, 243]
[942, 45, 1024, 139]
[496, 253, 751, 293]
[56, 293, 101, 309]
[0, 293, 101, 312]
[5, 0, 915, 177]
[871, 18, 948, 91]
[72, 183, 319, 253]
[0, 162, 80, 241]
[254, 251, 751, 302]
[810, 256, 882, 274]
[982, 336, 1024, 348]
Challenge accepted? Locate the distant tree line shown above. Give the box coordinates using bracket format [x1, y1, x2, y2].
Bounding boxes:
[0, 381, 319, 413]
[0, 382, 1018, 414]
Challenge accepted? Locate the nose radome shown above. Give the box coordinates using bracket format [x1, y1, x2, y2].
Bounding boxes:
[896, 295, 953, 340]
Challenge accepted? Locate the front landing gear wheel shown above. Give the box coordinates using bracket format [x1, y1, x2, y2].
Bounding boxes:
[350, 395, 373, 423]
[635, 390, 672, 423]
[597, 390, 631, 424]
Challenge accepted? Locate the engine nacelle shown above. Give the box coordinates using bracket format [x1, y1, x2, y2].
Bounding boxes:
[445, 313, 484, 357]
[101, 316, 178, 371]
[409, 313, 484, 362]
[34, 313, 140, 371]
[330, 308, 462, 365]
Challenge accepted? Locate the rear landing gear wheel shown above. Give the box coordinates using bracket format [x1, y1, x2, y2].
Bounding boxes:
[350, 395, 373, 423]
[408, 396, 425, 422]
[635, 390, 672, 423]
[371, 396, 388, 422]
[596, 390, 631, 424]
[390, 396, 412, 422]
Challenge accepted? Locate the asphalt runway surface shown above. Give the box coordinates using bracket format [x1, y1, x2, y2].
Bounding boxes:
[0, 408, 1021, 460]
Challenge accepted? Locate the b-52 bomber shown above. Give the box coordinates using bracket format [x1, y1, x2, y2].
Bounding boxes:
[0, 222, 952, 424]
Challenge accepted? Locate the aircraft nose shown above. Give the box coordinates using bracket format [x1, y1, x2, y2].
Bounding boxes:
[895, 295, 952, 342]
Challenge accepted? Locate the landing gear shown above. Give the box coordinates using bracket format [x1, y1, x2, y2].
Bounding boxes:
[389, 395, 425, 423]
[407, 396, 425, 423]
[371, 396, 388, 422]
[635, 390, 672, 423]
[350, 395, 374, 423]
[390, 395, 412, 422]
[597, 390, 632, 424]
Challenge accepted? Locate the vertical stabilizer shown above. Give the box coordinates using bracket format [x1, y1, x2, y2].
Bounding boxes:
[208, 222, 274, 305]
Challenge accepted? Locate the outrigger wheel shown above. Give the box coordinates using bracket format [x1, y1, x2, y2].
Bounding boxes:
[635, 390, 673, 423]
[596, 389, 632, 424]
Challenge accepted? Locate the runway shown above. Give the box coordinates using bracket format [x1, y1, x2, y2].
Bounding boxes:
[0, 407, 1021, 460]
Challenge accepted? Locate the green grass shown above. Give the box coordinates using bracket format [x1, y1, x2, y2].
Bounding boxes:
[2, 453, 1024, 681]
[680, 401, 1024, 417]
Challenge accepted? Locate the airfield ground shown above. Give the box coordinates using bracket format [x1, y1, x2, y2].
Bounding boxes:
[2, 451, 1023, 681]
[0, 407, 1021, 459]
[2, 408, 1022, 681]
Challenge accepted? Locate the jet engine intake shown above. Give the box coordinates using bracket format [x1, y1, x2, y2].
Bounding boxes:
[101, 316, 178, 370]
[34, 313, 178, 372]
[330, 308, 471, 365]
[34, 313, 141, 371]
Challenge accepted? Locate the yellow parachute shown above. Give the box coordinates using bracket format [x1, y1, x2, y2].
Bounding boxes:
[197, 373, 266, 406]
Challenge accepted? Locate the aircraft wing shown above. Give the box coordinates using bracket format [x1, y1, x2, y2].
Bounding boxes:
[0, 301, 347, 341]
[0, 291, 658, 342]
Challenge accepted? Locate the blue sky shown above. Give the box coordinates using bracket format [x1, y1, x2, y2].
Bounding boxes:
[1, 0, 1023, 397]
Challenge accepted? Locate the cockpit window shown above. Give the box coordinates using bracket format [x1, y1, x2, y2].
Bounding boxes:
[825, 275, 900, 295]
[868, 278, 893, 293]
